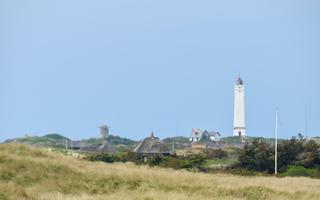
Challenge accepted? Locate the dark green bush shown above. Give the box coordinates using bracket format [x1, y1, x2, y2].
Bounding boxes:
[202, 149, 228, 159]
[176, 153, 206, 171]
[147, 155, 166, 166]
[160, 156, 179, 168]
[118, 151, 144, 163]
[277, 135, 305, 172]
[298, 140, 320, 168]
[237, 138, 274, 173]
[237, 135, 320, 174]
[86, 153, 119, 163]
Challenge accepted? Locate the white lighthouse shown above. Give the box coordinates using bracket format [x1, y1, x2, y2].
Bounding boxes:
[233, 77, 246, 136]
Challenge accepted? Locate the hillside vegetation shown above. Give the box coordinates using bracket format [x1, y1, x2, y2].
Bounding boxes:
[3, 134, 138, 151]
[1, 144, 320, 200]
[3, 134, 69, 149]
[3, 134, 286, 151]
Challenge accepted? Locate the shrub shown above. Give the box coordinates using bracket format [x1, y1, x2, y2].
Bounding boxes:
[147, 155, 166, 166]
[86, 153, 119, 163]
[160, 156, 179, 168]
[118, 151, 143, 163]
[176, 153, 206, 171]
[298, 140, 320, 168]
[282, 165, 320, 178]
[277, 135, 305, 172]
[237, 135, 320, 174]
[237, 138, 274, 173]
[202, 149, 228, 159]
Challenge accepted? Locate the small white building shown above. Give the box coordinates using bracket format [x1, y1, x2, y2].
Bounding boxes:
[189, 129, 221, 143]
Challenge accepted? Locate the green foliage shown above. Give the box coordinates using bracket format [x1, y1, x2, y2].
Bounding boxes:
[202, 149, 228, 159]
[86, 151, 207, 171]
[175, 153, 206, 171]
[299, 140, 320, 168]
[282, 165, 320, 178]
[78, 135, 138, 151]
[147, 155, 166, 166]
[43, 133, 69, 140]
[108, 135, 138, 148]
[87, 153, 119, 163]
[237, 138, 274, 173]
[221, 136, 284, 145]
[4, 134, 138, 151]
[237, 135, 320, 175]
[3, 134, 69, 149]
[277, 135, 305, 172]
[118, 151, 144, 163]
[159, 156, 179, 168]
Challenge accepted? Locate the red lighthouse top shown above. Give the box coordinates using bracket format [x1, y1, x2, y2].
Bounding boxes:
[236, 77, 243, 85]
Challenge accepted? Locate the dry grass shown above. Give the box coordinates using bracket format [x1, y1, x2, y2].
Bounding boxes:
[1, 143, 320, 200]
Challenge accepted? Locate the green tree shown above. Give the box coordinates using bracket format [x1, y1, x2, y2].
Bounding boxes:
[202, 149, 228, 159]
[277, 135, 305, 172]
[237, 138, 274, 173]
[299, 140, 320, 168]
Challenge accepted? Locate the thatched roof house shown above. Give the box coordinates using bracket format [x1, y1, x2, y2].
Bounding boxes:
[133, 132, 171, 155]
[67, 140, 114, 153]
[67, 140, 86, 150]
[96, 140, 114, 153]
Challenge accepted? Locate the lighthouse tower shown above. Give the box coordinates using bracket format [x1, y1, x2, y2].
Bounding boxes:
[233, 77, 246, 136]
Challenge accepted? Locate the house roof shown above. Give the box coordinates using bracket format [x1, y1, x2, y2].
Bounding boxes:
[190, 129, 204, 138]
[133, 132, 171, 154]
[69, 139, 114, 153]
[205, 131, 221, 137]
[96, 140, 114, 153]
[80, 145, 97, 152]
[69, 140, 83, 148]
[190, 129, 220, 138]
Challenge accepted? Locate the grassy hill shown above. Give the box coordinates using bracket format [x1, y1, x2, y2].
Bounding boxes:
[3, 134, 138, 151]
[3, 133, 69, 149]
[1, 143, 320, 200]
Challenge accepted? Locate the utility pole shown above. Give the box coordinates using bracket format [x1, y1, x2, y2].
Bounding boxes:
[65, 139, 68, 150]
[305, 104, 308, 137]
[275, 109, 278, 175]
[172, 140, 175, 154]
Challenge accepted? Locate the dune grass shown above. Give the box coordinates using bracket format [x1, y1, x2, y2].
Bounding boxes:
[1, 143, 320, 200]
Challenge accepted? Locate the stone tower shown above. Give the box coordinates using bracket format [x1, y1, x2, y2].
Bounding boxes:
[99, 125, 109, 140]
[233, 77, 246, 136]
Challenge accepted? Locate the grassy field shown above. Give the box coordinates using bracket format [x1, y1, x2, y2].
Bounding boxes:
[1, 144, 320, 200]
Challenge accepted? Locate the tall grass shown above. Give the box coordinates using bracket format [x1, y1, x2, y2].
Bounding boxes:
[1, 143, 320, 200]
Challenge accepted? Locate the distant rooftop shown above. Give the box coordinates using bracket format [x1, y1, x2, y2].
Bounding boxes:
[133, 132, 171, 154]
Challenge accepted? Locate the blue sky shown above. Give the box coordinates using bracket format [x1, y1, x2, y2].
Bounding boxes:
[1, 0, 319, 141]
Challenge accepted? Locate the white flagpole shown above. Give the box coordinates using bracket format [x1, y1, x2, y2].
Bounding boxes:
[305, 104, 308, 137]
[275, 109, 278, 175]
